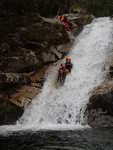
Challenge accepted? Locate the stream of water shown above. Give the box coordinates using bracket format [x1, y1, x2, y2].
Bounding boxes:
[0, 17, 113, 150]
[18, 17, 113, 129]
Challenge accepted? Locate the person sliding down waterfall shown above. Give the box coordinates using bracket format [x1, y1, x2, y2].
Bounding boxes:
[65, 57, 73, 73]
[57, 64, 67, 85]
[57, 58, 73, 86]
[60, 15, 70, 32]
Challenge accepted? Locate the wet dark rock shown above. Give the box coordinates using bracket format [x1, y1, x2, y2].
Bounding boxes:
[0, 96, 23, 125]
[51, 47, 62, 59]
[0, 15, 70, 73]
[0, 73, 31, 85]
[42, 52, 56, 63]
[87, 80, 113, 128]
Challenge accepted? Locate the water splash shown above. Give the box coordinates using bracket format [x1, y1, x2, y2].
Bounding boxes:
[18, 18, 113, 128]
[0, 18, 113, 134]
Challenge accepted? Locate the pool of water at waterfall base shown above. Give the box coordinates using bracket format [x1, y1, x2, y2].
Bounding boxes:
[0, 128, 113, 150]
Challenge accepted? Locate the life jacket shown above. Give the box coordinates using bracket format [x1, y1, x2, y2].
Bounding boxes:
[65, 62, 73, 72]
[60, 15, 70, 32]
[62, 21, 70, 32]
[59, 68, 63, 75]
[66, 69, 70, 74]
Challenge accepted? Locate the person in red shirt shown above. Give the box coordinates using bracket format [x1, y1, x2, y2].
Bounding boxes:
[60, 15, 70, 32]
[57, 63, 70, 84]
[57, 64, 66, 84]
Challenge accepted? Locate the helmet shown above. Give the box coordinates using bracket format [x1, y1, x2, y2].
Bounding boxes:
[61, 15, 65, 22]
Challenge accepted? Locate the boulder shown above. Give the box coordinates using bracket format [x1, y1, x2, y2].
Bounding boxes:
[4, 49, 39, 73]
[0, 42, 10, 54]
[0, 73, 31, 85]
[42, 52, 56, 63]
[87, 80, 113, 127]
[51, 47, 62, 59]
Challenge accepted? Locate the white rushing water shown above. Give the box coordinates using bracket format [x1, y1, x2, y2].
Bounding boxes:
[0, 17, 113, 133]
[17, 17, 113, 128]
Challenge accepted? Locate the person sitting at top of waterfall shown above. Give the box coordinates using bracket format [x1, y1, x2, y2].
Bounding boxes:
[60, 15, 70, 32]
[65, 57, 73, 73]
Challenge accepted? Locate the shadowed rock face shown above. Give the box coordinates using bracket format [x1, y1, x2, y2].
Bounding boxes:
[0, 15, 70, 73]
[0, 12, 91, 85]
[0, 0, 79, 17]
[0, 97, 23, 125]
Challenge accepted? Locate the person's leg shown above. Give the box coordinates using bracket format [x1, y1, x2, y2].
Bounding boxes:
[59, 72, 63, 83]
[62, 72, 66, 84]
[57, 72, 60, 82]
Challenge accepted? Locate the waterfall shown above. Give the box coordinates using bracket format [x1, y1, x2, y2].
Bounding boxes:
[0, 17, 113, 133]
[18, 17, 113, 128]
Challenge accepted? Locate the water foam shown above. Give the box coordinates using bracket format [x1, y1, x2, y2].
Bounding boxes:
[0, 17, 113, 133]
[18, 17, 113, 128]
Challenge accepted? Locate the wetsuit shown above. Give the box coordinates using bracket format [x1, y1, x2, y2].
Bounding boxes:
[58, 68, 63, 83]
[58, 67, 66, 84]
[65, 62, 73, 72]
[62, 68, 67, 83]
